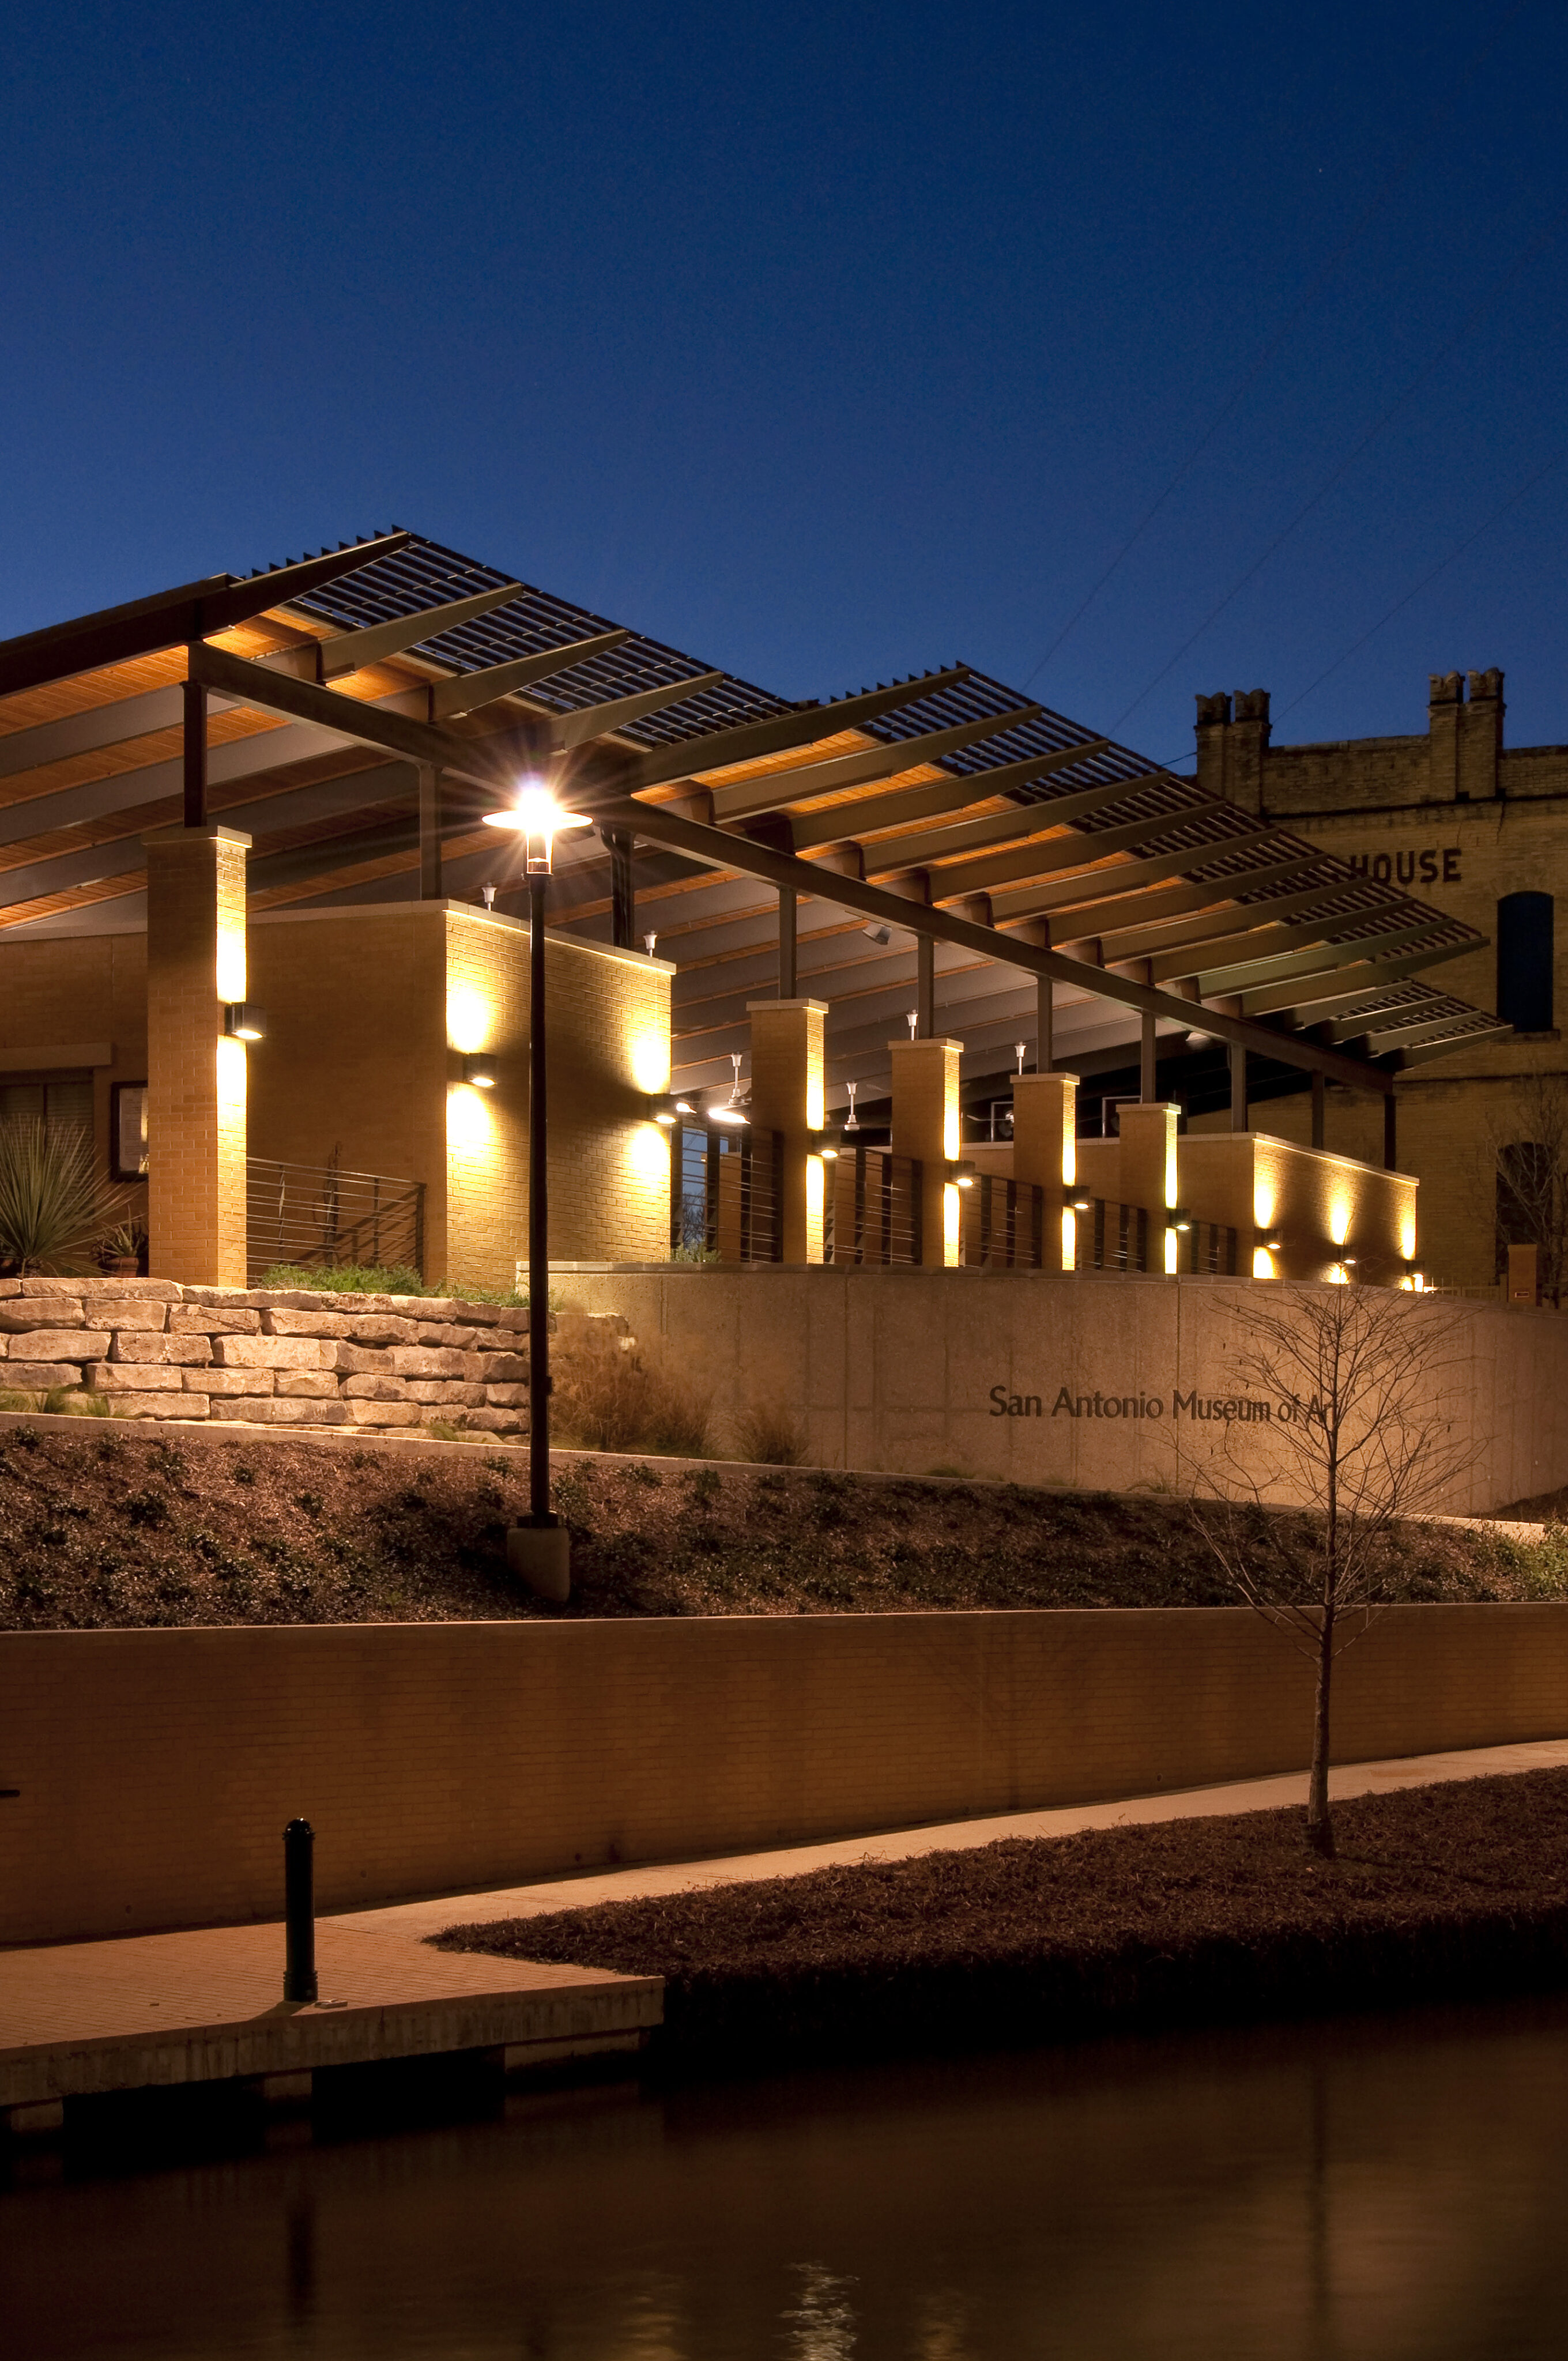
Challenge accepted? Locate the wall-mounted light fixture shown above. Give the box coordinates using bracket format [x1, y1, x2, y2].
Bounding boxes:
[946, 1159, 977, 1190]
[809, 1129, 842, 1162]
[649, 1093, 697, 1127]
[224, 1003, 267, 1042]
[1170, 1206, 1193, 1234]
[463, 1052, 497, 1089]
[1070, 1194, 1092, 1213]
[1262, 1238, 1282, 1253]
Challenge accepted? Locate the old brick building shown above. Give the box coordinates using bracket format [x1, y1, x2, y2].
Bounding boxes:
[1193, 670, 1566, 1285]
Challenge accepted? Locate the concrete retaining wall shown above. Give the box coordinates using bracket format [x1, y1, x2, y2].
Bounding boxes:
[3, 1605, 1565, 1944]
[559, 1266, 1568, 1514]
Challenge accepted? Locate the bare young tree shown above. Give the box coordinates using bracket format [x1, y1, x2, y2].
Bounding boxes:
[1482, 1065, 1568, 1298]
[1189, 1284, 1477, 1859]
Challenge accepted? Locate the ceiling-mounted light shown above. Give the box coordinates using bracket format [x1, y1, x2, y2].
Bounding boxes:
[481, 779, 591, 873]
[224, 1002, 266, 1042]
[464, 1052, 497, 1088]
[709, 1052, 750, 1125]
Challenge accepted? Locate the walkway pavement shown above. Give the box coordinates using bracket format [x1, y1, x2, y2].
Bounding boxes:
[334, 1735, 1568, 1940]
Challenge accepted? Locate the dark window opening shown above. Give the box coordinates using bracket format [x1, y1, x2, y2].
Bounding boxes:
[1497, 891, 1554, 1032]
[111, 1080, 149, 1181]
[0, 1072, 93, 1133]
[1496, 1140, 1556, 1283]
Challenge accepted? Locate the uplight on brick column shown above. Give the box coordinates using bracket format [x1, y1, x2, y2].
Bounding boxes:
[1012, 1070, 1079, 1270]
[144, 826, 252, 1286]
[747, 998, 828, 1263]
[1117, 1101, 1181, 1275]
[889, 1036, 962, 1269]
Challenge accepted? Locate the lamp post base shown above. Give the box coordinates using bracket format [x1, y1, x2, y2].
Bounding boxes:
[507, 1519, 571, 1603]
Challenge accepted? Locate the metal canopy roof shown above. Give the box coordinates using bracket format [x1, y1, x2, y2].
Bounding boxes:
[0, 530, 1508, 1112]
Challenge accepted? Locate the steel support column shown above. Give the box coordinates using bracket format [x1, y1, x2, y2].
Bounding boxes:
[418, 765, 443, 899]
[778, 884, 797, 998]
[603, 829, 635, 949]
[917, 933, 934, 1038]
[182, 677, 207, 828]
[1230, 1041, 1247, 1133]
[1037, 975, 1053, 1072]
[1311, 1068, 1326, 1149]
[1384, 1092, 1397, 1172]
[1140, 1010, 1157, 1103]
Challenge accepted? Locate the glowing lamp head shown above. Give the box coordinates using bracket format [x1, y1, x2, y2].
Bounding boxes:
[481, 778, 591, 873]
[224, 1002, 266, 1043]
[463, 1052, 497, 1089]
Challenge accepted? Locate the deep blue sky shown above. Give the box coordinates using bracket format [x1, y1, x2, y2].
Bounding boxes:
[3, 0, 1566, 763]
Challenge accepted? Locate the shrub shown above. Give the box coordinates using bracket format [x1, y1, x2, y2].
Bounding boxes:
[0, 1117, 137, 1276]
[554, 1349, 713, 1459]
[257, 1262, 426, 1295]
[732, 1399, 810, 1466]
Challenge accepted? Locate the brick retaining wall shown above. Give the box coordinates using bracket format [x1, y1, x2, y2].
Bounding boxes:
[3, 1605, 1565, 1944]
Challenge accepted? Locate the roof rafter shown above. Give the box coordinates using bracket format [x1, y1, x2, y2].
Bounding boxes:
[710, 707, 1043, 824]
[789, 738, 1111, 851]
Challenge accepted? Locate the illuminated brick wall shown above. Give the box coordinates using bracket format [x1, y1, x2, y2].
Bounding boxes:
[144, 828, 250, 1287]
[0, 932, 149, 1200]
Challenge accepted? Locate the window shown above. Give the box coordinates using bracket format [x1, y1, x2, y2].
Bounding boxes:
[0, 1073, 93, 1132]
[111, 1081, 149, 1181]
[1496, 1140, 1555, 1282]
[1497, 892, 1554, 1032]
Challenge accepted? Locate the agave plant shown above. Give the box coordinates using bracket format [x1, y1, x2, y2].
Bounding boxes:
[0, 1117, 137, 1277]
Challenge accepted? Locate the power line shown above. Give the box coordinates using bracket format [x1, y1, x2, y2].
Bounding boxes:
[1273, 440, 1568, 725]
[1017, 0, 1539, 694]
[1111, 199, 1567, 729]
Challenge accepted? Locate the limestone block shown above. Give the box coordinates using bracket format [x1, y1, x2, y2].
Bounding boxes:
[1, 1363, 84, 1389]
[85, 1363, 184, 1392]
[403, 1381, 487, 1406]
[262, 1307, 356, 1338]
[110, 1392, 210, 1420]
[413, 1323, 480, 1349]
[168, 1304, 262, 1336]
[346, 1315, 420, 1345]
[274, 1370, 343, 1398]
[474, 1351, 527, 1382]
[345, 1398, 425, 1427]
[19, 1277, 92, 1297]
[0, 1300, 84, 1332]
[183, 1367, 276, 1396]
[484, 1383, 530, 1407]
[90, 1300, 170, 1332]
[178, 1287, 276, 1309]
[389, 1296, 465, 1319]
[110, 1333, 213, 1366]
[266, 1397, 348, 1425]
[21, 1330, 112, 1361]
[388, 1346, 468, 1378]
[210, 1398, 287, 1423]
[342, 1374, 412, 1401]
[73, 1278, 181, 1301]
[460, 1406, 526, 1434]
[0, 1280, 19, 1297]
[213, 1334, 334, 1371]
[328, 1343, 394, 1375]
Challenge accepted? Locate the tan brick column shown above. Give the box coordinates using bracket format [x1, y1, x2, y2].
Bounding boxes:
[889, 1036, 961, 1268]
[748, 999, 827, 1263]
[144, 827, 251, 1285]
[1012, 1071, 1077, 1270]
[1117, 1101, 1179, 1275]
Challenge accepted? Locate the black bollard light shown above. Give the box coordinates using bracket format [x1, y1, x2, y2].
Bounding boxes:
[282, 1817, 318, 2004]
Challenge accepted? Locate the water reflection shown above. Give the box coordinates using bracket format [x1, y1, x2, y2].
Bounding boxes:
[3, 1996, 1568, 2359]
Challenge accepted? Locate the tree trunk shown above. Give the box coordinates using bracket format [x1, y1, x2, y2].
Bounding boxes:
[1306, 1604, 1336, 1858]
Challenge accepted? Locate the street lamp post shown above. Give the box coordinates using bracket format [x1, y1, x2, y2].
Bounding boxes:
[483, 779, 589, 1601]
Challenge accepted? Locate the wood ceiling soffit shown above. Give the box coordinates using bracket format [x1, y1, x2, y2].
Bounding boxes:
[605, 667, 973, 799]
[929, 801, 1233, 904]
[0, 870, 144, 929]
[865, 778, 1147, 876]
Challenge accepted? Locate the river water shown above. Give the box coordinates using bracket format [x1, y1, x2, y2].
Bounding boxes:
[5, 1996, 1568, 2359]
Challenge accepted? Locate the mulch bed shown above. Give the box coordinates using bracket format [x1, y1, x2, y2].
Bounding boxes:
[435, 1770, 1568, 2073]
[0, 1420, 1563, 1629]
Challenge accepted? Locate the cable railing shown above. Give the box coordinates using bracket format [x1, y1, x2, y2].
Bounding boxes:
[958, 1173, 1049, 1269]
[1073, 1198, 1149, 1274]
[825, 1145, 924, 1268]
[246, 1157, 425, 1285]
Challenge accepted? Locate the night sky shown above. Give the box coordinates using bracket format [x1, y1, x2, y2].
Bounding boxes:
[3, 0, 1565, 761]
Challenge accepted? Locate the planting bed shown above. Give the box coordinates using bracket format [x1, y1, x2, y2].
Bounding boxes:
[437, 1767, 1568, 2071]
[0, 1421, 1563, 1629]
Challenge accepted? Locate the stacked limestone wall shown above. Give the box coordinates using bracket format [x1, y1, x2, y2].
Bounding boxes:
[0, 1279, 627, 1435]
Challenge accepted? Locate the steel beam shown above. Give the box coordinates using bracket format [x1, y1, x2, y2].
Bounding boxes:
[789, 738, 1112, 851]
[864, 776, 1150, 876]
[549, 670, 723, 750]
[585, 668, 974, 800]
[931, 799, 1232, 904]
[0, 534, 411, 700]
[710, 707, 1044, 824]
[187, 639, 534, 785]
[314, 583, 525, 679]
[1243, 940, 1481, 1020]
[586, 792, 1395, 1093]
[1193, 917, 1475, 1000]
[988, 827, 1288, 924]
[431, 628, 632, 719]
[1045, 856, 1333, 946]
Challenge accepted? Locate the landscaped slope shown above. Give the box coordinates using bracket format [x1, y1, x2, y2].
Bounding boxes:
[0, 1424, 1562, 1628]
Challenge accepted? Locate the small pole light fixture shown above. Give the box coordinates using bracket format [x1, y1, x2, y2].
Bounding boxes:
[480, 884, 497, 910]
[481, 776, 591, 871]
[644, 931, 658, 957]
[224, 1003, 266, 1042]
[844, 1081, 860, 1133]
[463, 1051, 497, 1089]
[906, 1010, 918, 1040]
[1015, 1040, 1027, 1074]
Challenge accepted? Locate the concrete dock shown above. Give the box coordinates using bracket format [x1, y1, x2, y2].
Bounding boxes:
[0, 1919, 660, 2136]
